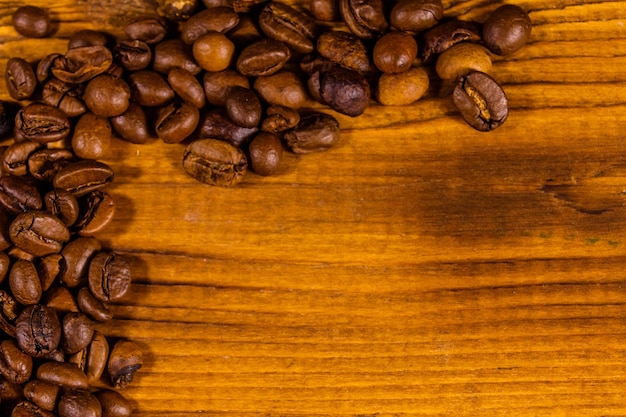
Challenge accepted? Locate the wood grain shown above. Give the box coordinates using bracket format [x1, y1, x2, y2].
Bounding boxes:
[1, 0, 626, 416]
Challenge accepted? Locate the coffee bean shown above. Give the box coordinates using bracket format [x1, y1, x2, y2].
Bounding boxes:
[420, 19, 482, 62]
[167, 67, 206, 108]
[14, 103, 71, 144]
[0, 175, 42, 215]
[9, 211, 70, 257]
[42, 78, 88, 118]
[109, 103, 152, 144]
[390, 0, 443, 33]
[58, 389, 102, 417]
[68, 30, 110, 49]
[198, 109, 258, 147]
[107, 339, 143, 389]
[12, 6, 51, 38]
[0, 339, 33, 384]
[129, 70, 175, 107]
[88, 251, 131, 303]
[51, 46, 114, 84]
[74, 190, 116, 236]
[316, 30, 370, 73]
[36, 361, 89, 389]
[43, 285, 80, 314]
[452, 71, 508, 132]
[0, 290, 19, 337]
[193, 32, 236, 72]
[435, 42, 492, 81]
[84, 331, 110, 383]
[311, 0, 340, 22]
[124, 17, 168, 45]
[53, 160, 114, 197]
[5, 58, 37, 100]
[35, 53, 62, 84]
[283, 112, 340, 154]
[83, 74, 131, 117]
[0, 251, 10, 282]
[153, 38, 202, 75]
[482, 4, 532, 55]
[373, 31, 418, 73]
[261, 105, 300, 133]
[59, 236, 102, 289]
[254, 71, 307, 109]
[9, 260, 42, 306]
[27, 148, 75, 183]
[339, 0, 388, 39]
[155, 101, 200, 143]
[248, 132, 283, 176]
[94, 389, 133, 417]
[258, 2, 319, 54]
[236, 38, 291, 77]
[61, 312, 95, 354]
[225, 86, 262, 128]
[183, 138, 248, 187]
[15, 305, 62, 358]
[320, 67, 370, 117]
[37, 254, 63, 292]
[11, 401, 57, 417]
[23, 380, 61, 412]
[180, 7, 240, 45]
[77, 288, 113, 322]
[376, 65, 430, 106]
[203, 69, 250, 106]
[160, 0, 198, 20]
[2, 141, 42, 176]
[114, 39, 152, 71]
[72, 112, 112, 160]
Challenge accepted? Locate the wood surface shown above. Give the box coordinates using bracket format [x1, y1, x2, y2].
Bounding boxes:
[1, 0, 626, 415]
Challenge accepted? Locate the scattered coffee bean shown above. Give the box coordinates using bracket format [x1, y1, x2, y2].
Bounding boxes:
[452, 70, 509, 132]
[183, 138, 248, 186]
[12, 5, 51, 38]
[483, 4, 533, 55]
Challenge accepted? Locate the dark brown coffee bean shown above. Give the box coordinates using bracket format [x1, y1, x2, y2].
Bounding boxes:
[320, 67, 370, 117]
[0, 290, 19, 337]
[23, 380, 61, 412]
[43, 285, 79, 314]
[258, 2, 319, 54]
[44, 189, 79, 227]
[35, 53, 62, 84]
[253, 71, 307, 109]
[452, 71, 508, 132]
[0, 175, 42, 215]
[94, 389, 132, 417]
[53, 160, 114, 197]
[180, 7, 240, 45]
[77, 288, 113, 323]
[236, 38, 291, 77]
[12, 6, 51, 38]
[0, 340, 33, 384]
[114, 40, 152, 71]
[109, 103, 152, 144]
[155, 100, 200, 144]
[72, 113, 111, 160]
[37, 254, 63, 291]
[129, 70, 175, 107]
[27, 148, 75, 183]
[9, 259, 42, 306]
[339, 0, 388, 39]
[68, 30, 110, 49]
[390, 0, 443, 33]
[107, 339, 143, 389]
[59, 236, 102, 288]
[124, 17, 168, 45]
[203, 70, 250, 106]
[51, 46, 114, 84]
[373, 31, 418, 73]
[15, 305, 61, 357]
[36, 361, 89, 389]
[225, 86, 262, 128]
[42, 78, 87, 118]
[88, 251, 131, 303]
[248, 132, 283, 176]
[198, 109, 258, 147]
[83, 74, 131, 117]
[420, 19, 482, 62]
[153, 38, 202, 75]
[193, 32, 236, 72]
[58, 389, 102, 417]
[183, 138, 248, 187]
[10, 211, 70, 257]
[61, 312, 94, 355]
[73, 190, 115, 236]
[11, 401, 57, 417]
[311, 0, 340, 21]
[5, 57, 37, 100]
[316, 31, 369, 73]
[14, 102, 71, 144]
[167, 67, 206, 108]
[2, 141, 42, 176]
[261, 105, 300, 133]
[482, 4, 532, 56]
[284, 112, 340, 153]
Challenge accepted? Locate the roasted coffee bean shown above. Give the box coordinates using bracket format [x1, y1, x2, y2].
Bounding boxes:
[43, 285, 79, 314]
[225, 86, 262, 128]
[153, 38, 202, 75]
[107, 339, 143, 389]
[83, 74, 131, 117]
[109, 103, 152, 144]
[83, 331, 110, 383]
[88, 251, 131, 303]
[193, 32, 236, 72]
[203, 69, 250, 106]
[61, 312, 94, 354]
[390, 0, 443, 33]
[74, 191, 116, 236]
[42, 78, 87, 118]
[0, 175, 42, 215]
[316, 31, 369, 73]
[420, 19, 482, 62]
[254, 71, 307, 109]
[376, 65, 429, 106]
[36, 53, 62, 84]
[311, 0, 340, 21]
[0, 252, 10, 283]
[5, 57, 37, 100]
[14, 102, 71, 144]
[373, 31, 418, 73]
[58, 389, 102, 417]
[2, 141, 42, 176]
[258, 2, 319, 54]
[261, 105, 300, 133]
[53, 160, 114, 197]
[9, 260, 42, 306]
[94, 389, 133, 417]
[183, 138, 248, 186]
[482, 4, 532, 55]
[15, 305, 62, 357]
[452, 71, 508, 132]
[0, 290, 19, 337]
[51, 46, 113, 84]
[435, 42, 492, 80]
[0, 340, 33, 384]
[72, 112, 111, 160]
[167, 67, 206, 108]
[248, 132, 283, 176]
[339, 0, 388, 39]
[59, 236, 102, 288]
[284, 112, 340, 153]
[10, 211, 70, 257]
[11, 401, 57, 417]
[155, 101, 200, 144]
[129, 70, 175, 107]
[36, 361, 89, 389]
[23, 380, 61, 412]
[198, 109, 258, 147]
[320, 67, 370, 117]
[77, 288, 113, 322]
[237, 38, 291, 77]
[124, 17, 168, 45]
[27, 148, 75, 183]
[114, 40, 152, 71]
[12, 6, 51, 38]
[0, 101, 17, 138]
[37, 254, 63, 291]
[159, 0, 198, 20]
[180, 7, 240, 45]
[68, 30, 110, 49]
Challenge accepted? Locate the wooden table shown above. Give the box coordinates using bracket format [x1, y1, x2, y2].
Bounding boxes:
[1, 0, 625, 415]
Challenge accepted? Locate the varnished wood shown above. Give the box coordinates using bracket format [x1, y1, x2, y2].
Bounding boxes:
[1, 0, 626, 415]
